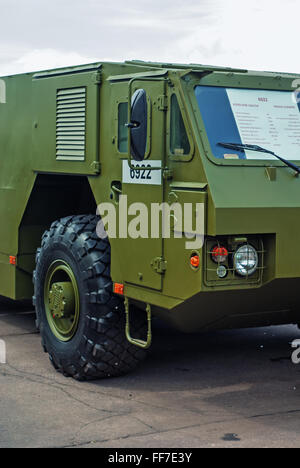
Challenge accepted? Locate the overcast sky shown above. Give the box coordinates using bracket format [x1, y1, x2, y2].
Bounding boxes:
[0, 0, 299, 75]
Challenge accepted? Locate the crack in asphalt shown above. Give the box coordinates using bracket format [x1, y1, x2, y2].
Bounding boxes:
[1, 365, 118, 415]
[60, 406, 300, 448]
[3, 362, 300, 448]
[0, 363, 207, 416]
[3, 363, 300, 421]
[2, 363, 201, 421]
[132, 416, 156, 432]
[249, 408, 300, 419]
[69, 413, 135, 448]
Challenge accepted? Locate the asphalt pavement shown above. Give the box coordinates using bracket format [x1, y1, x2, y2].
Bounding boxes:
[1, 300, 300, 448]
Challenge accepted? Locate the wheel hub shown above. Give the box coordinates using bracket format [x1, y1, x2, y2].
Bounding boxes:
[49, 282, 75, 319]
[44, 260, 80, 342]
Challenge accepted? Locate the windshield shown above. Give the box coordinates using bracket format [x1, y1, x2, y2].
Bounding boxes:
[195, 86, 300, 161]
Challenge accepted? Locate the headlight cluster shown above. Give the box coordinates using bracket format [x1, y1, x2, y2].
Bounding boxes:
[211, 243, 259, 278]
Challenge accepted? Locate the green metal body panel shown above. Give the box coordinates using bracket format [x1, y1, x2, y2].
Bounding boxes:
[1, 60, 300, 331]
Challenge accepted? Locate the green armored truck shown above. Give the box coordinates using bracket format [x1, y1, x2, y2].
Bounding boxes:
[1, 59, 300, 379]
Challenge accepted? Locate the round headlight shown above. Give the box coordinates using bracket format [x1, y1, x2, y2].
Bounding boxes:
[233, 245, 258, 277]
[217, 265, 228, 278]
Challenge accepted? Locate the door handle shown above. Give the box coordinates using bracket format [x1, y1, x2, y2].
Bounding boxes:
[110, 181, 122, 203]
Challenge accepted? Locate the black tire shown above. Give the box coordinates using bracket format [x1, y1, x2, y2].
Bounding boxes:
[33, 214, 147, 380]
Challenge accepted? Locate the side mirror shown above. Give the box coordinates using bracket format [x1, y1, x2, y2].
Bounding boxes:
[127, 89, 147, 161]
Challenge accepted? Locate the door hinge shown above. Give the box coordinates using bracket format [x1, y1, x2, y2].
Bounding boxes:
[163, 168, 173, 180]
[157, 95, 168, 111]
[91, 161, 101, 174]
[151, 257, 167, 274]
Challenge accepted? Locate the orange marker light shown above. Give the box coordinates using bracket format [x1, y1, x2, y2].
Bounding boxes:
[190, 255, 200, 269]
[9, 256, 16, 265]
[114, 283, 124, 295]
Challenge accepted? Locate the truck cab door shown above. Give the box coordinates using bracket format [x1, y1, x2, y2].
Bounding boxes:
[112, 78, 167, 291]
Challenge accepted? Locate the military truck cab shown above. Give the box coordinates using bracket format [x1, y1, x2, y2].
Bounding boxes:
[1, 60, 300, 379]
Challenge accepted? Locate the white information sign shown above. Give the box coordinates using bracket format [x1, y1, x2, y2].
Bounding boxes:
[226, 88, 300, 160]
[122, 160, 162, 185]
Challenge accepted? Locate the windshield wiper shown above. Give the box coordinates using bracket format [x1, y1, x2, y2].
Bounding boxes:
[218, 142, 300, 176]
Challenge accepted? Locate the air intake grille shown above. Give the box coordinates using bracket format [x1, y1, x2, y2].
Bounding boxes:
[56, 87, 86, 161]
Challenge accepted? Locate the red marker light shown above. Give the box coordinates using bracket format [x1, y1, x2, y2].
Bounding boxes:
[9, 256, 16, 265]
[212, 246, 228, 264]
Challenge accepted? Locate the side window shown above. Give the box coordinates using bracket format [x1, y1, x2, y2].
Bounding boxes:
[170, 94, 190, 155]
[118, 102, 128, 153]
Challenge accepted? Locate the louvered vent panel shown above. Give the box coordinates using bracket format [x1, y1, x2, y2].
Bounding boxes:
[56, 87, 86, 161]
